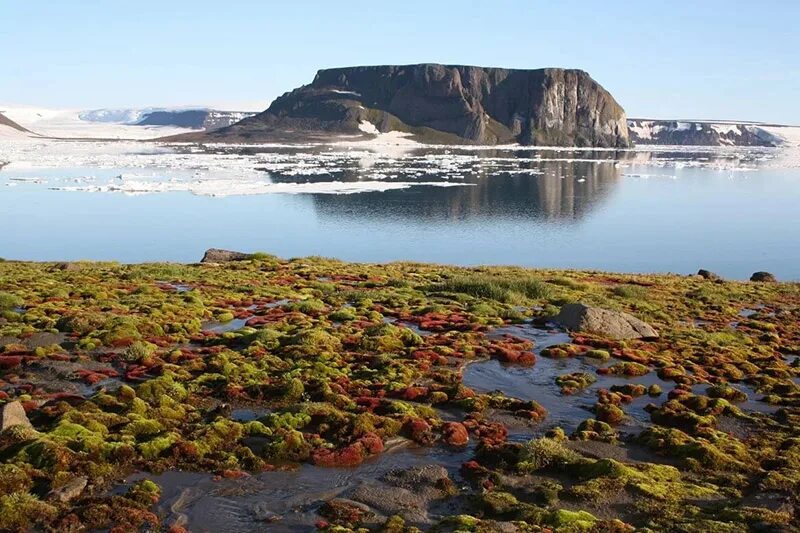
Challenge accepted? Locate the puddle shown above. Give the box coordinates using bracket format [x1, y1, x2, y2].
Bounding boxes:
[203, 318, 249, 334]
[462, 323, 787, 433]
[115, 440, 474, 532]
[231, 408, 269, 422]
[487, 323, 571, 350]
[158, 282, 193, 293]
[693, 382, 781, 415]
[382, 316, 431, 337]
[263, 298, 291, 309]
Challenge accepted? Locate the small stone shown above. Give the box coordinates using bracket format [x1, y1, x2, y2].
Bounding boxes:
[251, 502, 281, 522]
[0, 401, 33, 431]
[750, 271, 776, 282]
[442, 422, 469, 446]
[47, 476, 87, 502]
[53, 262, 82, 272]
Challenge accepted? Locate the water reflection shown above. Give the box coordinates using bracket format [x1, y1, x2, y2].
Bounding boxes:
[309, 158, 623, 222]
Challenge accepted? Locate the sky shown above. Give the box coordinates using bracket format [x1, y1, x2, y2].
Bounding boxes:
[2, 0, 799, 123]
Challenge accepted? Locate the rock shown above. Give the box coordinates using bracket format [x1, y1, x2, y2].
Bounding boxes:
[0, 400, 33, 431]
[53, 262, 82, 272]
[200, 249, 253, 263]
[0, 336, 21, 349]
[442, 421, 469, 446]
[250, 502, 281, 522]
[23, 332, 66, 349]
[47, 476, 88, 502]
[320, 498, 379, 524]
[697, 269, 720, 280]
[350, 484, 428, 523]
[350, 465, 452, 524]
[187, 64, 630, 147]
[750, 271, 777, 282]
[382, 465, 450, 491]
[553, 303, 658, 340]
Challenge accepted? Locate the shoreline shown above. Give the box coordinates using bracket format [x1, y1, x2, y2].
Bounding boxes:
[1, 254, 795, 284]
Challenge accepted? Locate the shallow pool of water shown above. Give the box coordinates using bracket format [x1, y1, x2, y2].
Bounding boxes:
[119, 440, 474, 532]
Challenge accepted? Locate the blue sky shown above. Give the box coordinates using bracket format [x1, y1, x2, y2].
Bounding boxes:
[2, 0, 799, 123]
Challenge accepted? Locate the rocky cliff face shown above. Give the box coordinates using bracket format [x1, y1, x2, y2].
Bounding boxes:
[627, 119, 783, 147]
[204, 64, 630, 147]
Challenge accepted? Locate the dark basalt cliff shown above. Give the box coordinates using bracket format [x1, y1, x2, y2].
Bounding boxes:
[196, 64, 630, 147]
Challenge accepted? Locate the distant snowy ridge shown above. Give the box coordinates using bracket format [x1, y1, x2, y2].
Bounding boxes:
[628, 119, 787, 147]
[80, 108, 256, 130]
[78, 108, 159, 124]
[0, 105, 198, 139]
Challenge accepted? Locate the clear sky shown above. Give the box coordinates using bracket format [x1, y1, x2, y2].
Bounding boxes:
[2, 0, 799, 123]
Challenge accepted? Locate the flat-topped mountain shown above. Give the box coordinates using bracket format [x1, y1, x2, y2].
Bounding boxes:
[187, 64, 630, 147]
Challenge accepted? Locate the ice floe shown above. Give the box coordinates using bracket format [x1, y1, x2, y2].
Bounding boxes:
[2, 122, 800, 198]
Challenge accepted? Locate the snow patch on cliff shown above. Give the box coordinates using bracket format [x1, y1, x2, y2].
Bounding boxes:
[357, 121, 380, 135]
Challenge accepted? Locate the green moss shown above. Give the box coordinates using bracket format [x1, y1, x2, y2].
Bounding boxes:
[126, 478, 161, 506]
[0, 464, 32, 497]
[612, 284, 649, 299]
[429, 273, 551, 302]
[518, 437, 583, 472]
[548, 509, 597, 529]
[138, 432, 179, 459]
[0, 492, 57, 531]
[287, 298, 327, 314]
[0, 292, 24, 311]
[136, 374, 188, 404]
[584, 349, 611, 360]
[330, 307, 357, 321]
[478, 491, 520, 516]
[123, 340, 158, 362]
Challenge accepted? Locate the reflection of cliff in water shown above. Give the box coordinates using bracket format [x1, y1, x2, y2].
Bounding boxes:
[310, 158, 623, 222]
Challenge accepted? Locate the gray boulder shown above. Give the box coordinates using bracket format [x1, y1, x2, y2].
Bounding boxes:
[553, 303, 658, 340]
[697, 269, 720, 280]
[0, 401, 33, 431]
[47, 476, 88, 502]
[750, 271, 776, 282]
[200, 248, 253, 263]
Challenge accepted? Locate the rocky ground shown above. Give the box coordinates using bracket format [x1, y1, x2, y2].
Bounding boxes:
[0, 254, 798, 532]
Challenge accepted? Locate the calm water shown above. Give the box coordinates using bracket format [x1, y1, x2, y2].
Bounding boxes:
[1, 143, 798, 280]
